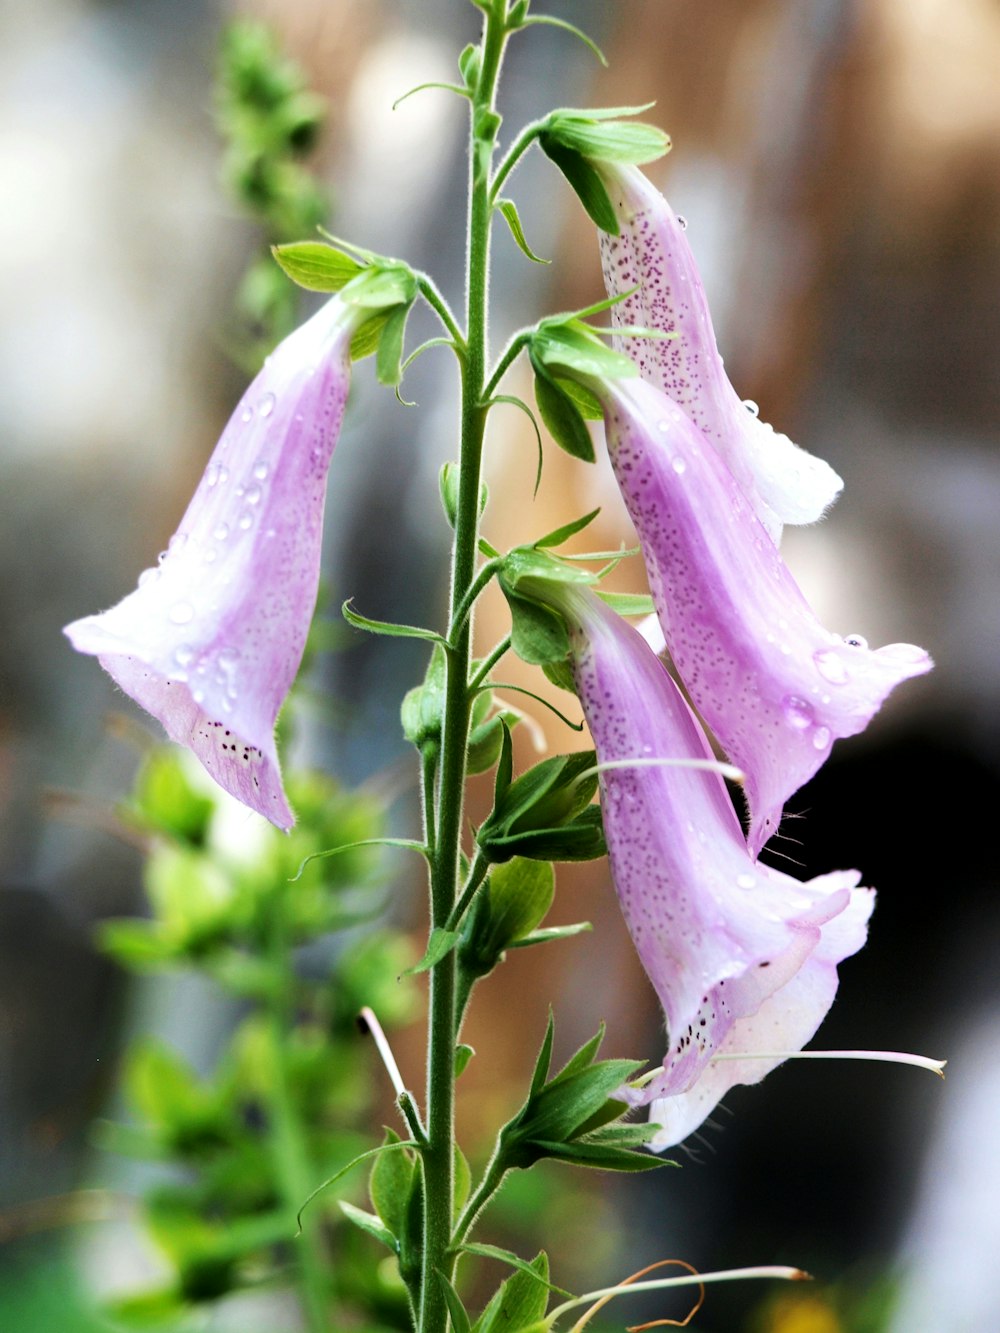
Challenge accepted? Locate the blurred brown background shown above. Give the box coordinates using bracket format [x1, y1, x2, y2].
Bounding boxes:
[1, 0, 998, 1329]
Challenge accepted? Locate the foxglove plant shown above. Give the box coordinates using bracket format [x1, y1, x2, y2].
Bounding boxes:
[64, 5, 943, 1330]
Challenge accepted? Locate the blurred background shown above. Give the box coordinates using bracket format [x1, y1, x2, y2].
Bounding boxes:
[1, 0, 998, 1329]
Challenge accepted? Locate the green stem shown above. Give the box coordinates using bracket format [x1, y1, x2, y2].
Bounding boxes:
[451, 1149, 509, 1254]
[451, 558, 502, 643]
[417, 5, 511, 1330]
[469, 633, 511, 690]
[266, 897, 330, 1333]
[489, 119, 545, 205]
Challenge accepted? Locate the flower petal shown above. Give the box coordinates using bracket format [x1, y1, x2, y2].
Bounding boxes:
[538, 586, 874, 1148]
[600, 377, 932, 857]
[64, 297, 355, 829]
[597, 162, 842, 542]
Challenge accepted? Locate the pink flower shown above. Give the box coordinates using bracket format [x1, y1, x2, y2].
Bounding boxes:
[524, 581, 874, 1149]
[597, 162, 842, 542]
[600, 376, 932, 857]
[64, 296, 357, 829]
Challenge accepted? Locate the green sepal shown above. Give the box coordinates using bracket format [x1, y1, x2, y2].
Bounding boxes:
[477, 748, 605, 865]
[530, 318, 638, 385]
[555, 375, 603, 420]
[375, 301, 412, 387]
[480, 805, 605, 865]
[541, 106, 671, 165]
[531, 364, 595, 462]
[271, 240, 364, 292]
[504, 591, 570, 666]
[458, 42, 481, 92]
[440, 461, 489, 529]
[508, 921, 592, 949]
[339, 1200, 397, 1253]
[458, 858, 555, 979]
[538, 134, 618, 233]
[474, 1252, 550, 1333]
[597, 590, 656, 617]
[460, 1243, 572, 1300]
[541, 659, 577, 694]
[529, 1013, 556, 1097]
[535, 507, 601, 549]
[467, 707, 518, 776]
[401, 644, 447, 748]
[455, 1044, 475, 1078]
[454, 1141, 472, 1216]
[497, 198, 550, 264]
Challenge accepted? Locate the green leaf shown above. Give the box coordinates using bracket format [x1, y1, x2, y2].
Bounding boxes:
[541, 659, 576, 694]
[401, 643, 448, 747]
[271, 241, 363, 291]
[454, 1142, 472, 1216]
[497, 198, 550, 264]
[438, 1272, 472, 1333]
[505, 592, 570, 666]
[369, 1128, 415, 1242]
[543, 108, 671, 164]
[460, 1243, 572, 1299]
[484, 858, 556, 946]
[533, 368, 595, 462]
[296, 1138, 420, 1230]
[535, 508, 601, 549]
[339, 1200, 398, 1252]
[458, 42, 481, 90]
[529, 1138, 666, 1172]
[455, 1044, 475, 1078]
[405, 926, 460, 975]
[476, 1252, 551, 1333]
[509, 921, 592, 949]
[466, 713, 507, 775]
[342, 598, 447, 646]
[518, 14, 607, 66]
[538, 136, 618, 233]
[529, 1013, 555, 1098]
[493, 718, 514, 807]
[555, 375, 603, 420]
[98, 919, 174, 971]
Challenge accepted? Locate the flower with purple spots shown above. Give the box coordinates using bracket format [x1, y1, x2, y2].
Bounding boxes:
[594, 375, 932, 857]
[596, 161, 842, 543]
[517, 579, 874, 1149]
[64, 295, 360, 830]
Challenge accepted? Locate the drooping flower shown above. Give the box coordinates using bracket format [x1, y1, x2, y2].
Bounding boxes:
[596, 161, 842, 543]
[65, 295, 359, 829]
[517, 579, 874, 1149]
[597, 375, 932, 857]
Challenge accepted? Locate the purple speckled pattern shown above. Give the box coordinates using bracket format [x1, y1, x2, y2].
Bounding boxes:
[64, 297, 355, 830]
[544, 586, 874, 1149]
[601, 377, 932, 858]
[597, 162, 843, 543]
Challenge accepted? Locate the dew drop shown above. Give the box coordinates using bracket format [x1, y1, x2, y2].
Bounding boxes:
[844, 633, 868, 650]
[658, 419, 670, 432]
[174, 644, 195, 667]
[217, 465, 230, 485]
[813, 648, 849, 685]
[213, 522, 230, 541]
[241, 405, 254, 424]
[676, 214, 688, 230]
[168, 533, 187, 555]
[157, 550, 168, 564]
[736, 872, 756, 890]
[253, 461, 269, 481]
[258, 391, 276, 418]
[238, 512, 253, 531]
[203, 548, 217, 564]
[218, 648, 239, 669]
[206, 463, 220, 486]
[782, 695, 813, 730]
[245, 485, 261, 506]
[672, 456, 687, 475]
[192, 687, 205, 704]
[137, 567, 159, 587]
[169, 601, 195, 625]
[812, 725, 832, 750]
[742, 399, 760, 417]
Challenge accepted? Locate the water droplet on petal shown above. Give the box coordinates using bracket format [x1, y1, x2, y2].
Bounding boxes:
[253, 461, 269, 481]
[206, 464, 220, 486]
[736, 872, 756, 890]
[782, 695, 813, 730]
[258, 391, 276, 418]
[174, 644, 195, 667]
[238, 512, 253, 531]
[812, 725, 832, 750]
[844, 633, 868, 650]
[203, 548, 217, 564]
[168, 533, 187, 555]
[218, 649, 239, 669]
[676, 214, 688, 230]
[213, 522, 230, 541]
[658, 419, 670, 432]
[742, 399, 760, 417]
[245, 486, 261, 505]
[241, 405, 253, 424]
[137, 567, 159, 587]
[157, 550, 168, 565]
[169, 601, 195, 625]
[672, 456, 687, 475]
[814, 648, 850, 685]
[217, 465, 229, 485]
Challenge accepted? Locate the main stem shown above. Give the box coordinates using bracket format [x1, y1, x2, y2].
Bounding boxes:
[418, 6, 509, 1330]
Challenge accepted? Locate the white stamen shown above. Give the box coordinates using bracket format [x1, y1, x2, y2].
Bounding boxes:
[709, 1049, 946, 1077]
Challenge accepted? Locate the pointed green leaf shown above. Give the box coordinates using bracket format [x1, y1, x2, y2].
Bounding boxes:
[369, 1128, 415, 1242]
[555, 375, 603, 420]
[597, 590, 656, 616]
[535, 508, 601, 549]
[542, 109, 671, 165]
[342, 599, 447, 646]
[493, 718, 514, 805]
[339, 1200, 398, 1252]
[459, 1243, 572, 1299]
[375, 303, 410, 387]
[530, 1139, 666, 1171]
[553, 1024, 605, 1083]
[438, 1271, 473, 1333]
[508, 921, 592, 949]
[533, 369, 595, 462]
[477, 1252, 551, 1333]
[405, 927, 460, 976]
[538, 136, 618, 233]
[454, 1142, 472, 1216]
[497, 198, 550, 264]
[529, 1013, 555, 1098]
[455, 1044, 475, 1078]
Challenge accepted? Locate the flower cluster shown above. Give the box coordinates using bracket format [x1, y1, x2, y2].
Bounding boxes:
[516, 160, 931, 1145]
